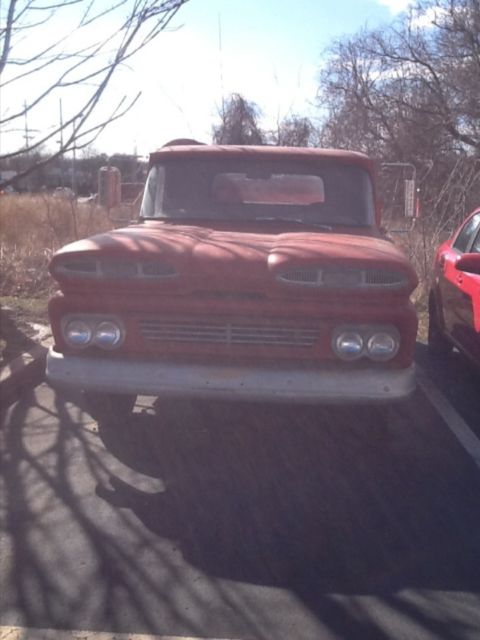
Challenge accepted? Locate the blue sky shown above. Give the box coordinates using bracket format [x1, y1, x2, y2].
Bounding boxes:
[111, 0, 410, 155]
[2, 0, 411, 157]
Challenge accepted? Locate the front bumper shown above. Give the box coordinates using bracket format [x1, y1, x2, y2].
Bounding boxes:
[46, 348, 415, 403]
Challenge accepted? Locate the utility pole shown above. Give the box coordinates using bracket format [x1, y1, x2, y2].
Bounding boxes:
[59, 99, 65, 187]
[23, 101, 33, 190]
[23, 100, 32, 148]
[72, 117, 77, 194]
[218, 13, 225, 121]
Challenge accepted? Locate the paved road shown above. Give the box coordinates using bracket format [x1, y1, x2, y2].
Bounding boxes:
[1, 361, 480, 640]
[416, 343, 480, 439]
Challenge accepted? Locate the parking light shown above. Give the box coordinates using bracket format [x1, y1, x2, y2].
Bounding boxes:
[62, 315, 124, 350]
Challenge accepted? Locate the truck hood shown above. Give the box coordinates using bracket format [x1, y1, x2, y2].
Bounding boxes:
[50, 221, 418, 296]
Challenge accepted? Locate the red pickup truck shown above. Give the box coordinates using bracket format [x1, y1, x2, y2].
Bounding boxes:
[46, 144, 418, 421]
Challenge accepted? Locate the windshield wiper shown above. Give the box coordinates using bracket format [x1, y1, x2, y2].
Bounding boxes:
[141, 215, 336, 231]
[252, 217, 332, 231]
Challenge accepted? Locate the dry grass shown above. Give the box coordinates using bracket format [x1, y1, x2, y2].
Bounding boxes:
[0, 193, 115, 296]
[0, 193, 119, 364]
[386, 219, 446, 344]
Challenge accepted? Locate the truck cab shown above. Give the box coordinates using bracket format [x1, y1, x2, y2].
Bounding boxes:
[46, 144, 418, 420]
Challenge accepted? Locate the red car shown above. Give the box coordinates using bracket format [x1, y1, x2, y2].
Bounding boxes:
[428, 208, 480, 366]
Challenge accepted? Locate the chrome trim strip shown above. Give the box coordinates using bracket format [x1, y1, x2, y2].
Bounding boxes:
[277, 267, 408, 289]
[139, 321, 320, 347]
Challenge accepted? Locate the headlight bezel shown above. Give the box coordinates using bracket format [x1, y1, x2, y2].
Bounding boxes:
[93, 320, 124, 350]
[61, 314, 125, 350]
[366, 331, 400, 361]
[63, 318, 93, 348]
[333, 331, 365, 361]
[331, 325, 400, 362]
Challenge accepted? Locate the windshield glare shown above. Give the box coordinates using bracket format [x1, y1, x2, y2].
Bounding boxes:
[140, 158, 375, 226]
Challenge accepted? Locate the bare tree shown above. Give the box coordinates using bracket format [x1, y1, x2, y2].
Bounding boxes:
[269, 115, 319, 147]
[0, 0, 189, 188]
[317, 0, 480, 219]
[318, 0, 480, 157]
[212, 93, 265, 145]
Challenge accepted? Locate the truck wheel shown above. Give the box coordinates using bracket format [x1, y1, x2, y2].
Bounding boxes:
[83, 391, 136, 424]
[427, 294, 452, 356]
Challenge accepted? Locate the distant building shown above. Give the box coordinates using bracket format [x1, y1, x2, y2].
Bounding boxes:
[0, 170, 17, 191]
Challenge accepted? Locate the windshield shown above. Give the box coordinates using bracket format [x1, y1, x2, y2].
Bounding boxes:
[140, 157, 375, 226]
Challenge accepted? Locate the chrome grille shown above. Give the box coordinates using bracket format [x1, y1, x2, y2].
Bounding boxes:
[364, 269, 407, 286]
[139, 320, 319, 347]
[278, 268, 321, 285]
[278, 267, 407, 289]
[54, 258, 177, 279]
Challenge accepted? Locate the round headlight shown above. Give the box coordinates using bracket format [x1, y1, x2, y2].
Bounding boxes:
[333, 332, 364, 360]
[64, 319, 92, 347]
[94, 321, 122, 349]
[367, 332, 399, 361]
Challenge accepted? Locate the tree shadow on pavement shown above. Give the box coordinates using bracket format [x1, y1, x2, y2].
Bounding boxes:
[96, 395, 480, 595]
[0, 306, 38, 367]
[2, 386, 480, 640]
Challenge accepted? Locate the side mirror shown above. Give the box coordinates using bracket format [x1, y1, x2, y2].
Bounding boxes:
[455, 253, 480, 275]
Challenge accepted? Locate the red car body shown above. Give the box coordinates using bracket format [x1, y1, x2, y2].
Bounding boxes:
[46, 145, 418, 411]
[428, 208, 480, 366]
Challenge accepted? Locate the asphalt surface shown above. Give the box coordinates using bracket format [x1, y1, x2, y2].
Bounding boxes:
[1, 364, 480, 640]
[415, 343, 480, 439]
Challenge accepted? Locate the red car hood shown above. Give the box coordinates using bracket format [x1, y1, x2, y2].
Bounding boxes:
[51, 221, 418, 295]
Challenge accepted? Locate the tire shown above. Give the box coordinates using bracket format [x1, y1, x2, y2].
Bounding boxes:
[83, 391, 137, 424]
[427, 293, 453, 356]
